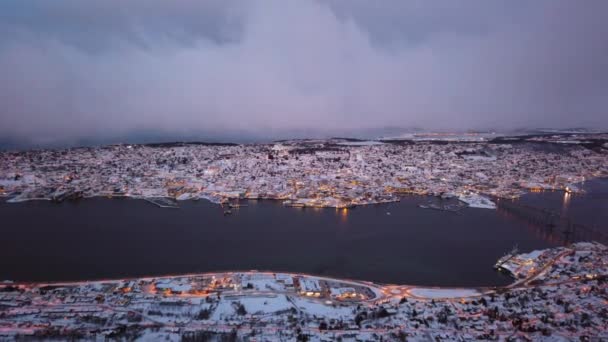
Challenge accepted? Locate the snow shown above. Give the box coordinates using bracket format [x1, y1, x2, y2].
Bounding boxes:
[275, 274, 294, 286]
[458, 193, 496, 209]
[299, 278, 322, 293]
[556, 140, 583, 144]
[212, 295, 292, 319]
[155, 279, 192, 293]
[0, 179, 22, 187]
[329, 287, 356, 297]
[238, 295, 293, 314]
[409, 288, 482, 299]
[474, 172, 488, 180]
[136, 331, 181, 342]
[521, 250, 544, 260]
[463, 155, 497, 161]
[176, 193, 195, 201]
[336, 141, 384, 146]
[240, 274, 286, 291]
[290, 297, 354, 318]
[210, 299, 236, 320]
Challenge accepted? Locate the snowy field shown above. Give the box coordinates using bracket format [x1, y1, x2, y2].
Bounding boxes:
[291, 297, 355, 318]
[408, 288, 482, 299]
[336, 141, 385, 146]
[211, 294, 292, 319]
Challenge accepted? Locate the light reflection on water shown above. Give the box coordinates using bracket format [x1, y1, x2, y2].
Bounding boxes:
[562, 192, 571, 212]
[2, 180, 605, 287]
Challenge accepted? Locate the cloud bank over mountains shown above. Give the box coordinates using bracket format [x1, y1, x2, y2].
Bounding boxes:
[0, 0, 607, 145]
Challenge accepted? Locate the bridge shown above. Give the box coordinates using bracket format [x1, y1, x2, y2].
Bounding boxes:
[496, 198, 608, 245]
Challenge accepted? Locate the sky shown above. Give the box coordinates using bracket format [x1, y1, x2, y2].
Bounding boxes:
[0, 0, 607, 146]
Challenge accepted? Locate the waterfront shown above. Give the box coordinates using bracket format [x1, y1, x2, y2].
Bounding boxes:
[3, 239, 607, 341]
[2, 192, 585, 287]
[2, 179, 606, 287]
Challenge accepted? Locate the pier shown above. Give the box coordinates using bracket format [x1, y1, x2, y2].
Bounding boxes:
[144, 197, 179, 209]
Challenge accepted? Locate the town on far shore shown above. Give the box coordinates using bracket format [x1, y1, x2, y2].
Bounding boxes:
[1, 131, 607, 340]
[1, 132, 607, 211]
[1, 242, 607, 340]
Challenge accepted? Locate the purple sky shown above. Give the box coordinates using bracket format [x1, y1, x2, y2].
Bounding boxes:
[0, 0, 607, 145]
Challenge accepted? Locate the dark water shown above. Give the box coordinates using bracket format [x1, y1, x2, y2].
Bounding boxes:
[519, 178, 608, 231]
[7, 191, 598, 287]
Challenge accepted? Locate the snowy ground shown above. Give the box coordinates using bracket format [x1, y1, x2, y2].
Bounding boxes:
[290, 297, 355, 318]
[238, 295, 293, 314]
[336, 141, 385, 146]
[408, 288, 482, 299]
[458, 193, 496, 209]
[212, 294, 292, 320]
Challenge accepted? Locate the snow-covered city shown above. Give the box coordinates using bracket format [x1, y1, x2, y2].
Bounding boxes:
[1, 242, 607, 341]
[2, 1, 608, 340]
[1, 133, 607, 211]
[1, 132, 607, 340]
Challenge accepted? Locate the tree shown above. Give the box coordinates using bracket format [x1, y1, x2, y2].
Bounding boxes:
[438, 310, 448, 324]
[480, 297, 488, 307]
[296, 332, 309, 341]
[355, 312, 366, 326]
[196, 308, 211, 320]
[376, 308, 390, 318]
[235, 303, 247, 316]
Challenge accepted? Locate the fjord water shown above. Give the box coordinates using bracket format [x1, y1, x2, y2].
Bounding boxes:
[519, 177, 608, 230]
[9, 190, 603, 288]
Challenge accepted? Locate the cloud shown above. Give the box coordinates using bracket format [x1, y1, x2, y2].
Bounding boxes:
[0, 0, 607, 145]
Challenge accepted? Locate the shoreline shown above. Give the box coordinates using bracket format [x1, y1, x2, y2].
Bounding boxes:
[3, 176, 604, 209]
[1, 242, 606, 340]
[2, 241, 598, 294]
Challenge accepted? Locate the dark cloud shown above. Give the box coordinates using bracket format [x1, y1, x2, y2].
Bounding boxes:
[0, 0, 606, 145]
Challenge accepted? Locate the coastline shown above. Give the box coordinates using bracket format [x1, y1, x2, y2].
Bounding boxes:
[4, 175, 605, 210]
[2, 177, 598, 208]
[2, 242, 606, 340]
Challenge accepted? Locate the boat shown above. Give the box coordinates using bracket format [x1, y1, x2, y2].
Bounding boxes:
[223, 209, 232, 216]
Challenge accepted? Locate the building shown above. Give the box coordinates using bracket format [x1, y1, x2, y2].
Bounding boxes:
[298, 278, 322, 297]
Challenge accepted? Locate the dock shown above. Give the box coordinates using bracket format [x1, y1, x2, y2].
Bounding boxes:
[144, 197, 179, 209]
[418, 201, 465, 213]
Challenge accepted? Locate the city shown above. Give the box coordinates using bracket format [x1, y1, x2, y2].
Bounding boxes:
[1, 133, 607, 211]
[1, 1, 608, 340]
[1, 242, 606, 340]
